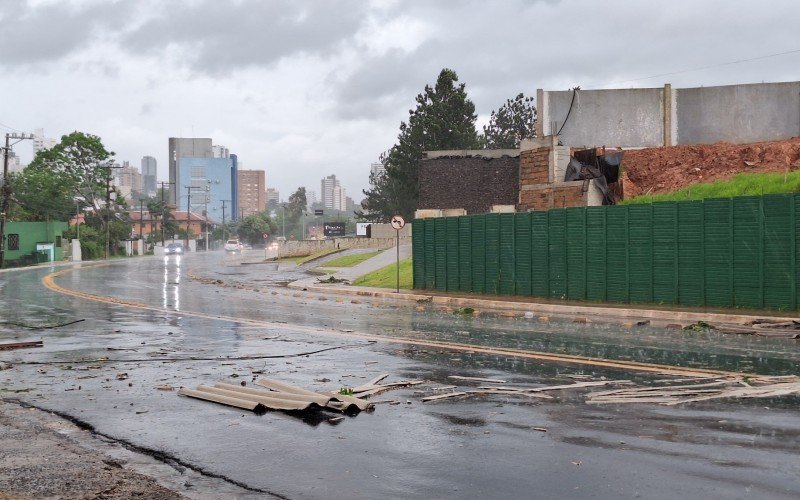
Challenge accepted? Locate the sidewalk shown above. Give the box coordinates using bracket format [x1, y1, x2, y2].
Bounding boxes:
[288, 247, 800, 327]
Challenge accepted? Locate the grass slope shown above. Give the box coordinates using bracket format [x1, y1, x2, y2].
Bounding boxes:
[353, 258, 413, 289]
[323, 251, 381, 267]
[623, 171, 800, 205]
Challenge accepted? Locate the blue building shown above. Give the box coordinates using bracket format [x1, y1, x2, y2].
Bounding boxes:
[177, 154, 238, 223]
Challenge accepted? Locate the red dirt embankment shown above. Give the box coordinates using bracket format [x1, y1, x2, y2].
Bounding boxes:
[621, 137, 800, 198]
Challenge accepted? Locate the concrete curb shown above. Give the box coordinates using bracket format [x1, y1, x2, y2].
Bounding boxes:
[288, 279, 800, 326]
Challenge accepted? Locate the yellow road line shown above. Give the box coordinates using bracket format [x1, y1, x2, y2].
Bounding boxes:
[42, 266, 747, 379]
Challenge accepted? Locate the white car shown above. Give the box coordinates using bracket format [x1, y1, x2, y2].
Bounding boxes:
[224, 239, 243, 253]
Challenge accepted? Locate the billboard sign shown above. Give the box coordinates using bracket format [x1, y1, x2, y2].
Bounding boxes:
[323, 222, 346, 237]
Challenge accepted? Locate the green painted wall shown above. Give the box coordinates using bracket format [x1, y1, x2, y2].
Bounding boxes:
[412, 194, 800, 311]
[4, 221, 69, 263]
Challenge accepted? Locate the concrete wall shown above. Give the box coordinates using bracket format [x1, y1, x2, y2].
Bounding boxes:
[676, 82, 800, 145]
[278, 237, 403, 258]
[369, 223, 412, 239]
[540, 88, 664, 148]
[539, 81, 800, 148]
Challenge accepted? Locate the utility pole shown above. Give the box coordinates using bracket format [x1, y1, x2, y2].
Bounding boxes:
[0, 132, 34, 268]
[185, 185, 202, 249]
[221, 199, 230, 242]
[158, 181, 174, 247]
[138, 199, 145, 241]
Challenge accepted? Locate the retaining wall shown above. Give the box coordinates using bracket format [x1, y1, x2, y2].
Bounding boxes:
[278, 237, 406, 257]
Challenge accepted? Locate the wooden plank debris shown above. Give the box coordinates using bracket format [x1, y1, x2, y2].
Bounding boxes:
[0, 341, 43, 351]
[448, 376, 506, 383]
[585, 376, 800, 406]
[422, 392, 468, 402]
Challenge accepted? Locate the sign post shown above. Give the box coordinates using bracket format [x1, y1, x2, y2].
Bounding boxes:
[263, 233, 269, 259]
[390, 215, 405, 293]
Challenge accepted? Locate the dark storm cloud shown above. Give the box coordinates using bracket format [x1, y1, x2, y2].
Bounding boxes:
[121, 0, 367, 74]
[330, 0, 800, 121]
[0, 0, 132, 67]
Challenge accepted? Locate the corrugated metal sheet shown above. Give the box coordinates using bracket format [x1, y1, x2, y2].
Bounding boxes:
[434, 218, 447, 291]
[732, 196, 762, 308]
[458, 216, 472, 292]
[531, 211, 549, 297]
[677, 201, 704, 306]
[566, 208, 586, 300]
[471, 215, 486, 294]
[514, 212, 532, 296]
[628, 204, 653, 304]
[605, 206, 628, 303]
[498, 213, 515, 295]
[585, 206, 606, 302]
[484, 214, 500, 294]
[446, 217, 460, 291]
[412, 220, 425, 289]
[652, 203, 678, 304]
[548, 210, 567, 298]
[424, 219, 435, 289]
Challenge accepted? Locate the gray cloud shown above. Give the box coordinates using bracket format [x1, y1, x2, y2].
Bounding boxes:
[0, 0, 132, 67]
[121, 0, 367, 74]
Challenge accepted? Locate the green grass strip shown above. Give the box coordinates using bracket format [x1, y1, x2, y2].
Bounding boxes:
[623, 171, 800, 205]
[323, 251, 381, 267]
[353, 258, 413, 289]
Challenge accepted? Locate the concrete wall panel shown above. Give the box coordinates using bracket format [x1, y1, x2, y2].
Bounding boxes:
[676, 82, 800, 145]
[543, 88, 664, 148]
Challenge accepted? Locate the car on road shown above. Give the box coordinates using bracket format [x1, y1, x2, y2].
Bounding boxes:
[224, 239, 243, 253]
[165, 242, 184, 255]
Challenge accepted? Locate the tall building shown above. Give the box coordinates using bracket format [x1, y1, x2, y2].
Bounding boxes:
[168, 137, 213, 205]
[141, 156, 157, 196]
[369, 162, 385, 184]
[320, 174, 347, 211]
[237, 170, 266, 217]
[177, 154, 238, 223]
[32, 128, 57, 157]
[212, 144, 229, 158]
[266, 188, 280, 211]
[113, 161, 143, 201]
[306, 189, 318, 210]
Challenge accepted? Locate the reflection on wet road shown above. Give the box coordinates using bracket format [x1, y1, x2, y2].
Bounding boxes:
[1, 252, 799, 499]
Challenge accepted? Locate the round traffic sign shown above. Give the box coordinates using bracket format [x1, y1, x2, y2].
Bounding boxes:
[262, 233, 269, 239]
[390, 215, 405, 230]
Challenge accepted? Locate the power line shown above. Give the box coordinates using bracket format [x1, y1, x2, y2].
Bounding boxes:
[0, 122, 24, 133]
[583, 48, 800, 89]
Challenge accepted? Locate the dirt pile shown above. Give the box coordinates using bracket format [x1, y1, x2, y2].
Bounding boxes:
[621, 137, 800, 198]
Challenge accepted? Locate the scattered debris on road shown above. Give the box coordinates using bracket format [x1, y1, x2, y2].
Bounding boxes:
[448, 375, 506, 384]
[0, 340, 43, 351]
[586, 375, 800, 405]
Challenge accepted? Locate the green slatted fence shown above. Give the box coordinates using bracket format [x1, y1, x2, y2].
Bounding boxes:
[412, 193, 800, 311]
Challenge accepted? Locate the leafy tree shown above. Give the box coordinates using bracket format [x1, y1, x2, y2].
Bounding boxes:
[9, 169, 75, 221]
[27, 131, 115, 211]
[359, 68, 481, 221]
[286, 187, 307, 222]
[22, 131, 127, 256]
[236, 213, 277, 245]
[482, 93, 537, 148]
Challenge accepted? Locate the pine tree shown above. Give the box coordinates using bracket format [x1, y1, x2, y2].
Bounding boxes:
[359, 69, 480, 221]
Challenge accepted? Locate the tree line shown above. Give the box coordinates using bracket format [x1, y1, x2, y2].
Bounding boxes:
[359, 68, 537, 222]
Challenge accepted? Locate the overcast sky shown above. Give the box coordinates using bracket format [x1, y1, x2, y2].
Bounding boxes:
[1, 0, 798, 202]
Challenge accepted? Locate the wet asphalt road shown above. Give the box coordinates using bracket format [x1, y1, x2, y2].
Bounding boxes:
[1, 251, 800, 499]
